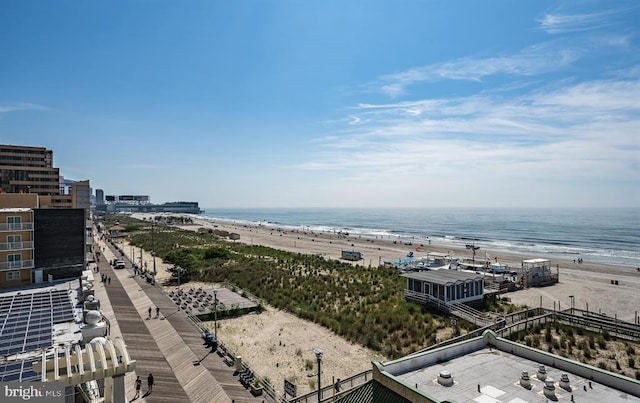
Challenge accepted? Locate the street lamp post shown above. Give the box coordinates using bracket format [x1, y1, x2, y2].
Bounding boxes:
[314, 348, 323, 402]
[151, 220, 157, 284]
[214, 289, 218, 341]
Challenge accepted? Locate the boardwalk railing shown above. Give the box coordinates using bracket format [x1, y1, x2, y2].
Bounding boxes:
[406, 306, 639, 360]
[404, 290, 499, 328]
[185, 312, 284, 402]
[287, 369, 373, 403]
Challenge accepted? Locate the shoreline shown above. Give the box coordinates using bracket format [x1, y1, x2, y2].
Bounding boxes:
[192, 215, 638, 277]
[130, 212, 640, 322]
[191, 210, 640, 269]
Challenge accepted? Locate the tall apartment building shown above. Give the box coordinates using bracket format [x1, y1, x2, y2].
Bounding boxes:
[0, 144, 59, 195]
[0, 144, 92, 288]
[96, 189, 104, 205]
[0, 144, 90, 209]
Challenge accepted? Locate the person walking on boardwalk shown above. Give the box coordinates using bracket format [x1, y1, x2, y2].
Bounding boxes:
[134, 375, 142, 398]
[155, 306, 160, 318]
[148, 307, 152, 319]
[147, 373, 154, 393]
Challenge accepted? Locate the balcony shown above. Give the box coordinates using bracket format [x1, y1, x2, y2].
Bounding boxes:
[0, 241, 34, 251]
[0, 260, 34, 270]
[0, 222, 34, 232]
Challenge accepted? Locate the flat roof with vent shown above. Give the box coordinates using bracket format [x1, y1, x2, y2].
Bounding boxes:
[376, 331, 639, 402]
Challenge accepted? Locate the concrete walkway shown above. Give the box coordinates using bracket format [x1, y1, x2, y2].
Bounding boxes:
[94, 236, 263, 403]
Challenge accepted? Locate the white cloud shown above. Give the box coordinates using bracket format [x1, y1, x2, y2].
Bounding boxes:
[298, 77, 640, 202]
[0, 103, 49, 113]
[538, 10, 618, 34]
[376, 41, 583, 97]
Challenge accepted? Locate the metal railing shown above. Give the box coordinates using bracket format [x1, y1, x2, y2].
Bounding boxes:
[0, 241, 34, 251]
[288, 369, 373, 403]
[0, 222, 33, 231]
[185, 312, 284, 402]
[404, 290, 497, 327]
[0, 259, 34, 270]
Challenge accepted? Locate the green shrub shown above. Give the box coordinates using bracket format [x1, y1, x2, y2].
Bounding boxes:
[545, 326, 552, 343]
[532, 337, 540, 348]
[584, 348, 593, 360]
[597, 336, 607, 349]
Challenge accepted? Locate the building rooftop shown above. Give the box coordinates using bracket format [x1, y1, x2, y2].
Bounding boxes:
[398, 347, 622, 402]
[522, 258, 550, 264]
[401, 270, 483, 285]
[0, 207, 33, 212]
[0, 281, 82, 381]
[376, 330, 640, 402]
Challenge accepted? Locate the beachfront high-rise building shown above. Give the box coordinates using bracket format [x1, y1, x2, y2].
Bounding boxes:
[0, 144, 91, 209]
[0, 144, 59, 195]
[0, 144, 93, 288]
[96, 188, 104, 205]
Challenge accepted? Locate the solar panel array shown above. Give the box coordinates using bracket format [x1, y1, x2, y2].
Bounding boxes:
[0, 359, 40, 382]
[0, 289, 75, 357]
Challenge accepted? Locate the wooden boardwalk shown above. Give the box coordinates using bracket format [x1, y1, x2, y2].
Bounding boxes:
[98, 240, 264, 403]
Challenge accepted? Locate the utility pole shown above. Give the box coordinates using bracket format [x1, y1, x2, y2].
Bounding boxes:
[214, 289, 218, 341]
[151, 219, 157, 284]
[314, 348, 323, 402]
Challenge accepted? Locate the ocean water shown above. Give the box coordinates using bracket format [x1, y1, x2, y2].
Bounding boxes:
[199, 208, 640, 268]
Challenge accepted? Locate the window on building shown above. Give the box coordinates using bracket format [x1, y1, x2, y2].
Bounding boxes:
[6, 271, 20, 281]
[7, 235, 22, 246]
[7, 216, 22, 230]
[7, 253, 21, 269]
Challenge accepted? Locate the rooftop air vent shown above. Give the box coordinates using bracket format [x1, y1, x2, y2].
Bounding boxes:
[543, 377, 557, 400]
[437, 370, 453, 387]
[520, 370, 531, 389]
[537, 365, 547, 381]
[559, 373, 571, 392]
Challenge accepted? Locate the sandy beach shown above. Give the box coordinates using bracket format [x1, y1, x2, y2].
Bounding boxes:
[126, 213, 640, 396]
[200, 216, 638, 314]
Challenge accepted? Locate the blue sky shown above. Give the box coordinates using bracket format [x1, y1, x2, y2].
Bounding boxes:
[1, 1, 638, 208]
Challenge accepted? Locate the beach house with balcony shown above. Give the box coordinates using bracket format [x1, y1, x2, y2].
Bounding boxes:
[0, 208, 35, 287]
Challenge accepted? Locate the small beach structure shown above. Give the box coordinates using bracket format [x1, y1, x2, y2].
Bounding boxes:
[341, 250, 363, 261]
[383, 256, 415, 269]
[414, 252, 456, 270]
[402, 270, 484, 305]
[521, 258, 558, 287]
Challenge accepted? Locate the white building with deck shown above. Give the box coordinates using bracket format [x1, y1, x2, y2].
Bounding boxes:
[402, 270, 484, 305]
